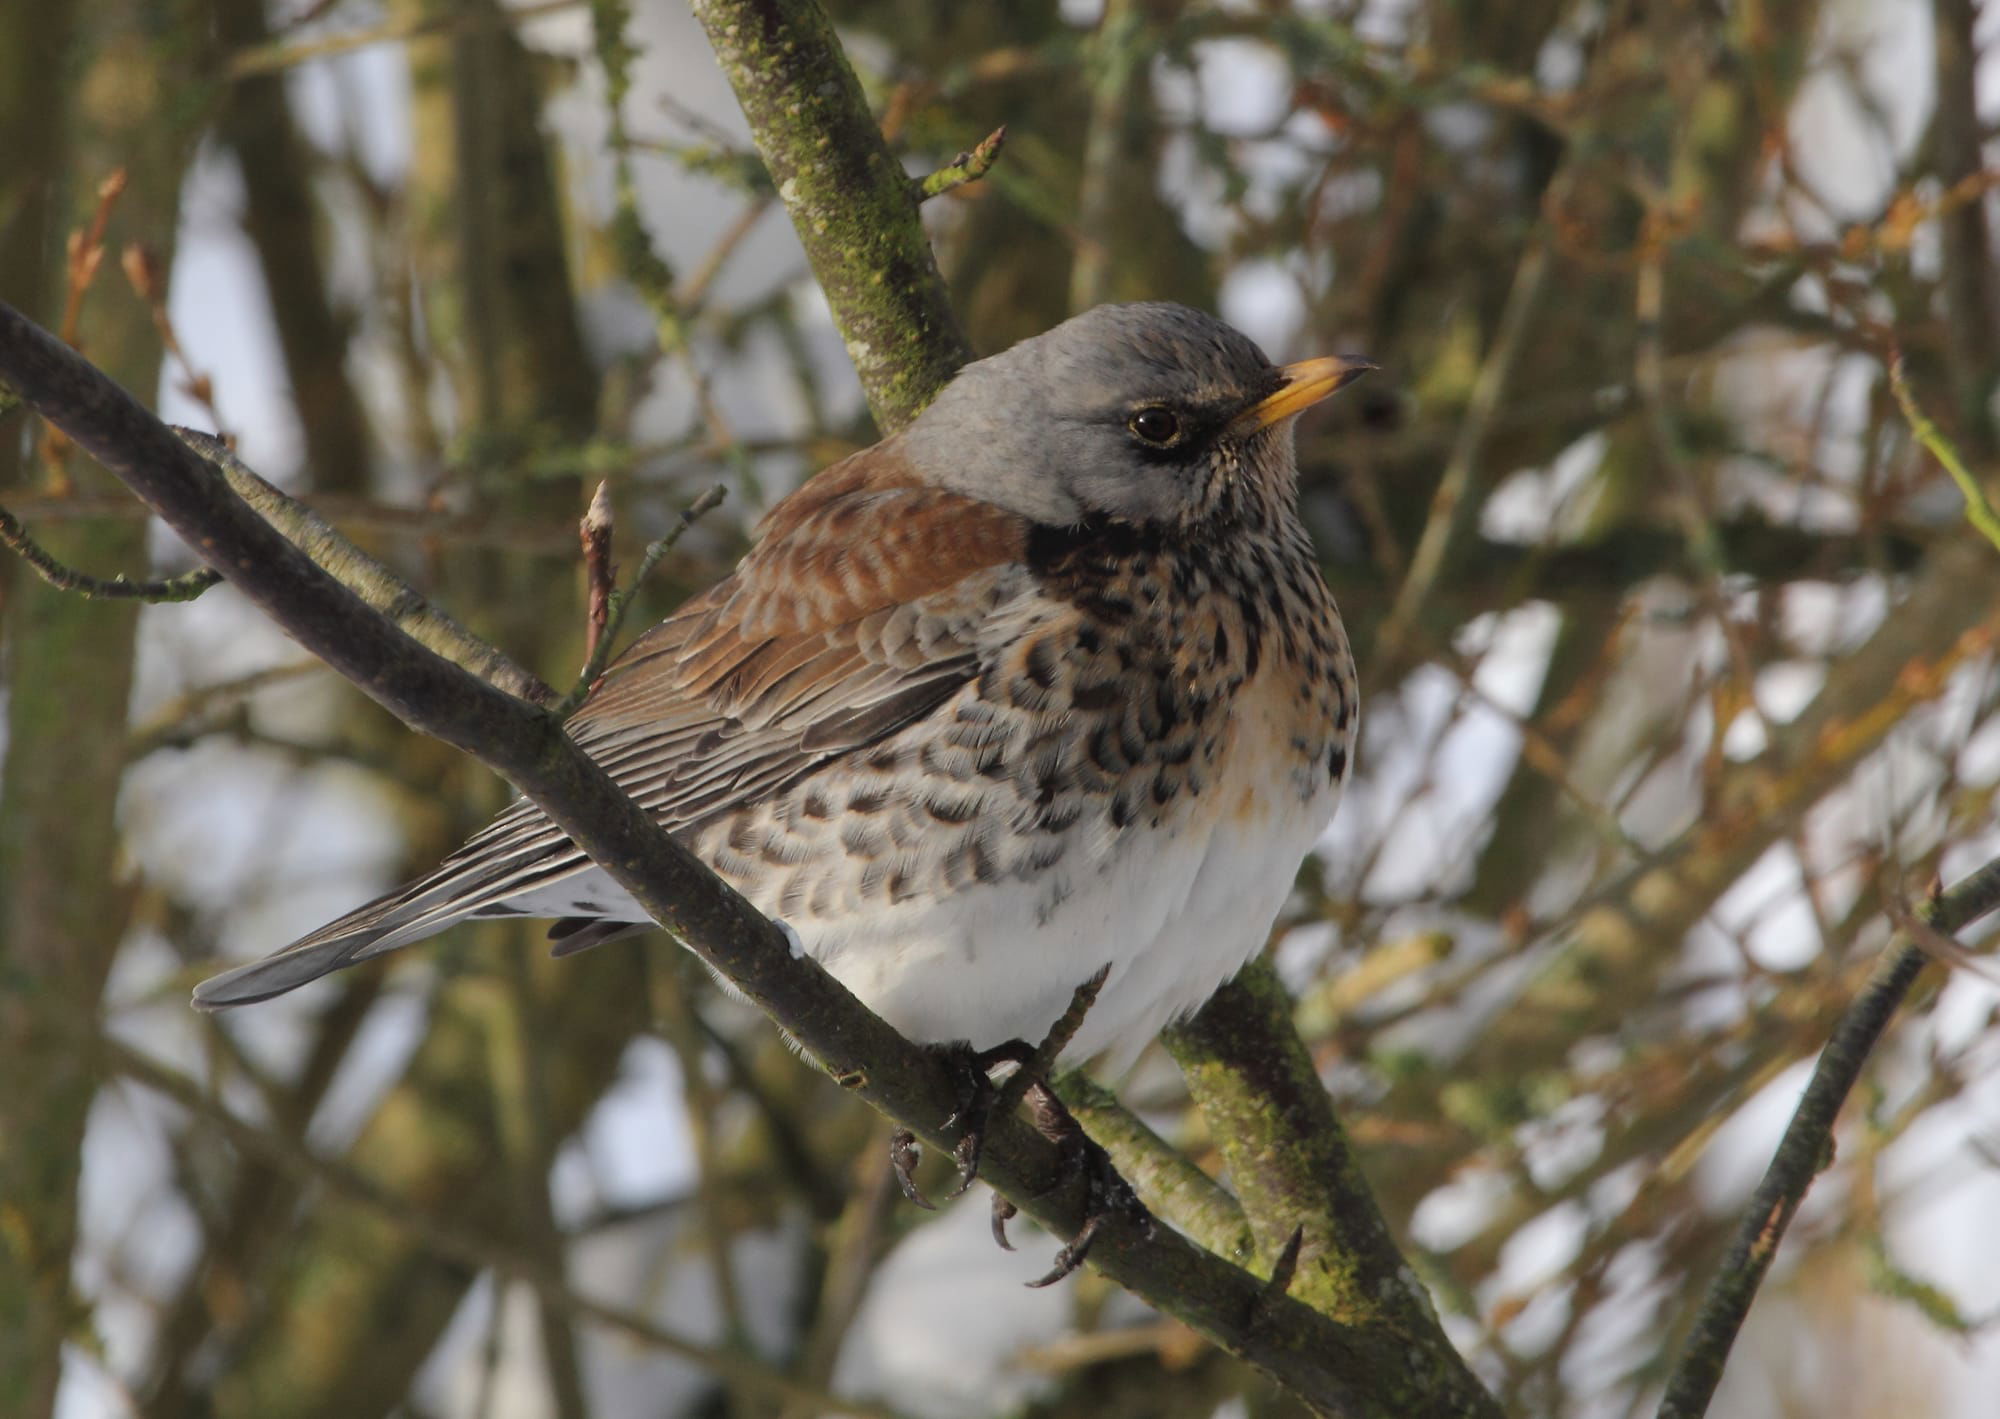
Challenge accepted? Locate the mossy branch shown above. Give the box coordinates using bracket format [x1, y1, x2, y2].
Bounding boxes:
[0, 499, 220, 601]
[1165, 958, 1501, 1417]
[688, 0, 973, 432]
[1058, 1075, 1253, 1262]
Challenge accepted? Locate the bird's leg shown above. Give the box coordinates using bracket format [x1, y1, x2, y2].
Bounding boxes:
[945, 1037, 1038, 1194]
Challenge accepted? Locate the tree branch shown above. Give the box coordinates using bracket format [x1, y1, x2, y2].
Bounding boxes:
[1165, 958, 1498, 1415]
[1656, 856, 2000, 1418]
[688, 0, 972, 431]
[0, 500, 220, 601]
[173, 428, 555, 705]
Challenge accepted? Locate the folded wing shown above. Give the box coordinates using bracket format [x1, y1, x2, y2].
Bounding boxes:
[194, 443, 1031, 1008]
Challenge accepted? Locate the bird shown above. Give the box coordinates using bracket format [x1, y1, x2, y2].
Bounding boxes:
[195, 302, 1367, 1267]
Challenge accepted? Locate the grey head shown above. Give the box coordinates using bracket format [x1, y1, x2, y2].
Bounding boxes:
[902, 302, 1369, 529]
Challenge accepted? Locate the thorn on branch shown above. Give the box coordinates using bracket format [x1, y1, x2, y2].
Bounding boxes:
[1034, 963, 1108, 1076]
[1260, 1227, 1307, 1306]
[987, 963, 1111, 1129]
[0, 501, 221, 603]
[556, 482, 727, 718]
[916, 125, 1008, 203]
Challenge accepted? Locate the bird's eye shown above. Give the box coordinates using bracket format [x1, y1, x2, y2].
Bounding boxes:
[1128, 407, 1181, 445]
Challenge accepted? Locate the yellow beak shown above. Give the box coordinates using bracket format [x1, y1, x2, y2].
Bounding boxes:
[1232, 355, 1375, 433]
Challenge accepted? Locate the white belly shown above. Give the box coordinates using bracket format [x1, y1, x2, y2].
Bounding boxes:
[798, 722, 1341, 1067]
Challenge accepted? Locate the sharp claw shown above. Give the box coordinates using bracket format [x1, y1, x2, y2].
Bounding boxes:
[1026, 1211, 1105, 1288]
[991, 1192, 1017, 1251]
[948, 1128, 984, 1199]
[1025, 1259, 1073, 1289]
[889, 1128, 936, 1210]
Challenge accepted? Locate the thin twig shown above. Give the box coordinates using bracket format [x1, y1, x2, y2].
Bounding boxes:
[915, 125, 1008, 202]
[1888, 351, 2000, 555]
[44, 169, 129, 479]
[224, 0, 582, 79]
[675, 198, 774, 314]
[0, 501, 221, 601]
[556, 483, 726, 717]
[1655, 856, 2000, 1418]
[1633, 212, 1757, 696]
[579, 481, 615, 663]
[174, 426, 555, 705]
[1377, 171, 1567, 663]
[126, 660, 325, 757]
[124, 241, 227, 435]
[1885, 888, 2000, 989]
[57, 169, 126, 350]
[102, 1036, 900, 1419]
[1014, 1322, 1202, 1376]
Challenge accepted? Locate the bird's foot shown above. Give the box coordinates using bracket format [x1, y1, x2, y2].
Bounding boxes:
[887, 963, 1113, 1207]
[885, 965, 1141, 1284]
[888, 1035, 1038, 1210]
[991, 1076, 1154, 1287]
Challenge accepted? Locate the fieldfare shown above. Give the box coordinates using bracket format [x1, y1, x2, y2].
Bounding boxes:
[196, 302, 1368, 1274]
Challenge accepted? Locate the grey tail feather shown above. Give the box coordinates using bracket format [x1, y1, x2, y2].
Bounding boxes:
[192, 885, 477, 1011]
[192, 929, 383, 1010]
